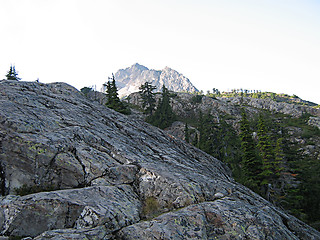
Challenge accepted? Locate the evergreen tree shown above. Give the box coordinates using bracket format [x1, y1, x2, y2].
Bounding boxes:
[239, 109, 261, 190]
[105, 74, 131, 115]
[198, 112, 216, 154]
[257, 114, 274, 185]
[184, 122, 190, 143]
[139, 82, 156, 114]
[146, 85, 176, 129]
[274, 138, 285, 177]
[6, 65, 21, 81]
[80, 87, 93, 95]
[216, 117, 242, 168]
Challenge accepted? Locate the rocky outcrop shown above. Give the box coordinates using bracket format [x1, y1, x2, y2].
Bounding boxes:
[308, 117, 320, 130]
[0, 185, 140, 237]
[218, 96, 320, 117]
[128, 91, 320, 129]
[118, 197, 318, 240]
[103, 63, 198, 97]
[0, 80, 319, 239]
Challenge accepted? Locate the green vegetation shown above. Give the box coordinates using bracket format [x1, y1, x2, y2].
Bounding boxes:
[104, 74, 131, 115]
[6, 65, 21, 81]
[206, 88, 317, 106]
[141, 196, 160, 219]
[135, 86, 320, 230]
[145, 85, 176, 129]
[184, 122, 190, 143]
[139, 82, 156, 114]
[80, 86, 93, 95]
[239, 110, 261, 191]
[176, 97, 320, 230]
[190, 94, 203, 104]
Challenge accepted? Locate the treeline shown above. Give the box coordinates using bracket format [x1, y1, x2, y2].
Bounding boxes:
[205, 88, 318, 107]
[207, 88, 288, 99]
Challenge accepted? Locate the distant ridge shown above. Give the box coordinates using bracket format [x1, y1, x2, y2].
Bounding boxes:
[103, 63, 198, 97]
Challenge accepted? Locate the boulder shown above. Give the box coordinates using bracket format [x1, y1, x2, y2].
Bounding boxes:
[0, 185, 140, 237]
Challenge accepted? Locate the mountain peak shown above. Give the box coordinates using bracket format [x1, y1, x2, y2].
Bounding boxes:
[163, 66, 172, 71]
[106, 64, 198, 97]
[130, 63, 149, 71]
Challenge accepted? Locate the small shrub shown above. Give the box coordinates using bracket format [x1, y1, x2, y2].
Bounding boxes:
[142, 196, 160, 219]
[191, 95, 203, 104]
[80, 87, 93, 95]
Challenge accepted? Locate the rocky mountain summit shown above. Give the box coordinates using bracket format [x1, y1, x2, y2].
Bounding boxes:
[103, 63, 198, 97]
[0, 80, 320, 239]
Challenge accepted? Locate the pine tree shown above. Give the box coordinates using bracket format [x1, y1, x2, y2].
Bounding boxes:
[198, 112, 215, 155]
[105, 74, 130, 115]
[239, 109, 261, 190]
[146, 85, 176, 129]
[80, 87, 93, 95]
[6, 65, 21, 81]
[184, 122, 190, 143]
[274, 138, 285, 177]
[139, 82, 156, 114]
[257, 114, 274, 185]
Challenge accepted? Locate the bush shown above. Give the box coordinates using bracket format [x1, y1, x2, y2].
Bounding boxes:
[191, 95, 203, 104]
[141, 197, 160, 219]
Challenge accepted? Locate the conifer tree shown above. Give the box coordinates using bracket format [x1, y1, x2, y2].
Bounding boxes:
[198, 112, 215, 155]
[105, 74, 130, 115]
[139, 82, 156, 114]
[146, 85, 176, 129]
[6, 65, 21, 81]
[274, 138, 285, 176]
[239, 109, 261, 190]
[257, 114, 274, 185]
[184, 122, 190, 143]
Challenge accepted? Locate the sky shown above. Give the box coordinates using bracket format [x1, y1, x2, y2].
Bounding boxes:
[1, 0, 320, 104]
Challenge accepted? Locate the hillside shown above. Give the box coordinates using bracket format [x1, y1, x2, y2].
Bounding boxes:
[102, 63, 198, 97]
[128, 90, 320, 230]
[0, 80, 319, 239]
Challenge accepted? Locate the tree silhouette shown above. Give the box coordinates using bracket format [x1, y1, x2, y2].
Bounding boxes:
[146, 85, 176, 129]
[104, 74, 130, 115]
[6, 65, 21, 81]
[239, 109, 261, 191]
[139, 82, 156, 114]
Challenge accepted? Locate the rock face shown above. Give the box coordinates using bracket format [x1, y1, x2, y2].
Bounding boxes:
[0, 80, 319, 239]
[309, 116, 320, 130]
[103, 63, 198, 97]
[220, 96, 320, 118]
[129, 91, 320, 120]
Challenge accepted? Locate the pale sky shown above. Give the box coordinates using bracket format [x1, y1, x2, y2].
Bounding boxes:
[1, 0, 320, 104]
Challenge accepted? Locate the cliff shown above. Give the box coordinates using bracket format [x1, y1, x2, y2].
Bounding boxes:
[0, 80, 319, 239]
